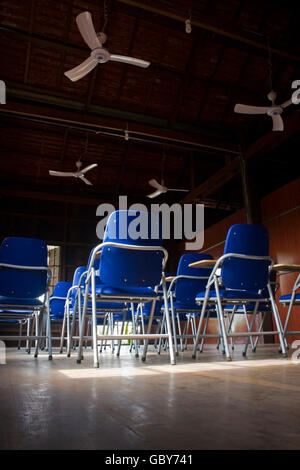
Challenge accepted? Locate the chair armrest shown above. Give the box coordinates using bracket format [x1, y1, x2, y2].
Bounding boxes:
[188, 259, 217, 269]
[272, 264, 300, 274]
[0, 263, 48, 271]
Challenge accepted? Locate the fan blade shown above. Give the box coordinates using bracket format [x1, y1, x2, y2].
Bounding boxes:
[64, 56, 98, 82]
[79, 175, 93, 185]
[234, 104, 270, 114]
[49, 170, 74, 177]
[271, 114, 284, 131]
[147, 189, 164, 199]
[81, 163, 98, 174]
[168, 189, 189, 192]
[76, 11, 101, 50]
[110, 54, 150, 68]
[148, 179, 164, 190]
[280, 98, 293, 109]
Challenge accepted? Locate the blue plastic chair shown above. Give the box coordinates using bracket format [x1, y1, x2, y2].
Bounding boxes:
[49, 281, 72, 349]
[77, 210, 175, 368]
[279, 273, 300, 342]
[50, 282, 73, 319]
[62, 262, 128, 358]
[0, 237, 52, 359]
[193, 224, 287, 361]
[59, 266, 87, 355]
[165, 253, 217, 355]
[135, 274, 174, 360]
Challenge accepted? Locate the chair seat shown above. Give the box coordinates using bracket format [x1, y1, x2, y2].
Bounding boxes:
[224, 302, 271, 312]
[172, 300, 202, 311]
[0, 318, 21, 323]
[141, 318, 160, 325]
[279, 293, 300, 304]
[95, 284, 157, 299]
[111, 312, 134, 322]
[68, 301, 126, 315]
[0, 296, 43, 306]
[196, 288, 264, 302]
[87, 301, 126, 310]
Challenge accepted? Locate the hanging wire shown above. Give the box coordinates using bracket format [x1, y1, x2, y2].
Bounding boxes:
[161, 146, 166, 182]
[266, 36, 273, 91]
[101, 0, 109, 33]
[79, 132, 89, 163]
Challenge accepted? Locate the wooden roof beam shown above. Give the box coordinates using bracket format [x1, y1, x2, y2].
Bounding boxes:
[0, 98, 240, 155]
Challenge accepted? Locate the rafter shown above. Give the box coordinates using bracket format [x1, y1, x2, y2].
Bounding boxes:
[1, 96, 240, 154]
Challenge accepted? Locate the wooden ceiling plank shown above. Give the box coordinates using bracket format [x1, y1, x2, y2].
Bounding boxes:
[115, 0, 300, 62]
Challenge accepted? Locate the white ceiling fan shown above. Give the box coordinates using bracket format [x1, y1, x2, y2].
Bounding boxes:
[234, 90, 293, 131]
[147, 149, 189, 198]
[147, 179, 189, 198]
[64, 11, 150, 82]
[49, 161, 98, 185]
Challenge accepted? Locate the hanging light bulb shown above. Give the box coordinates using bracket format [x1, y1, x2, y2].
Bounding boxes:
[124, 122, 129, 141]
[185, 18, 192, 34]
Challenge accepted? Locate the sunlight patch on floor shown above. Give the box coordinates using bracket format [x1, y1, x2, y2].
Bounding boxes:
[58, 357, 296, 379]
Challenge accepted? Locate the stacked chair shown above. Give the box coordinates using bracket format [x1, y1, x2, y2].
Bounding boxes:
[49, 281, 72, 349]
[74, 210, 175, 367]
[192, 224, 287, 361]
[135, 274, 174, 361]
[165, 253, 218, 355]
[0, 236, 52, 360]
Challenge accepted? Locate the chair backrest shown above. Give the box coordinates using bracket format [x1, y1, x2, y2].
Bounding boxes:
[0, 237, 48, 298]
[99, 210, 164, 288]
[222, 224, 270, 291]
[70, 266, 87, 304]
[50, 281, 72, 317]
[174, 253, 214, 305]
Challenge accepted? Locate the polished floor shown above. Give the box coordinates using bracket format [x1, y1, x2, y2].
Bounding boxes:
[1, 344, 300, 450]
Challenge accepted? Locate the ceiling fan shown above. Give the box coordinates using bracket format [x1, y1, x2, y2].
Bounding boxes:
[147, 179, 189, 198]
[233, 34, 295, 131]
[234, 90, 293, 131]
[64, 11, 150, 82]
[147, 149, 189, 198]
[49, 161, 98, 185]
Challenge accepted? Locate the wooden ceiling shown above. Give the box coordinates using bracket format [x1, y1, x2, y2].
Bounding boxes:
[0, 0, 299, 223]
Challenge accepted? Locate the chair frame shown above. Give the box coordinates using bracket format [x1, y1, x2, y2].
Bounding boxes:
[0, 263, 52, 360]
[192, 252, 287, 361]
[76, 241, 175, 368]
[166, 275, 221, 355]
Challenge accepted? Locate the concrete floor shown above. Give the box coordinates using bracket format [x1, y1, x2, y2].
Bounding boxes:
[1, 344, 300, 450]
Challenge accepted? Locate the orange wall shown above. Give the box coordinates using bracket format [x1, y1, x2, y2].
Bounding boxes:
[262, 178, 300, 342]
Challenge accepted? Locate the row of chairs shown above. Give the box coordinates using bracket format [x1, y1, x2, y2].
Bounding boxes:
[0, 212, 299, 366]
[43, 222, 300, 363]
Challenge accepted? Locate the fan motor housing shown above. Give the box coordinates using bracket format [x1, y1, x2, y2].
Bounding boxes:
[91, 48, 110, 63]
[267, 106, 283, 116]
